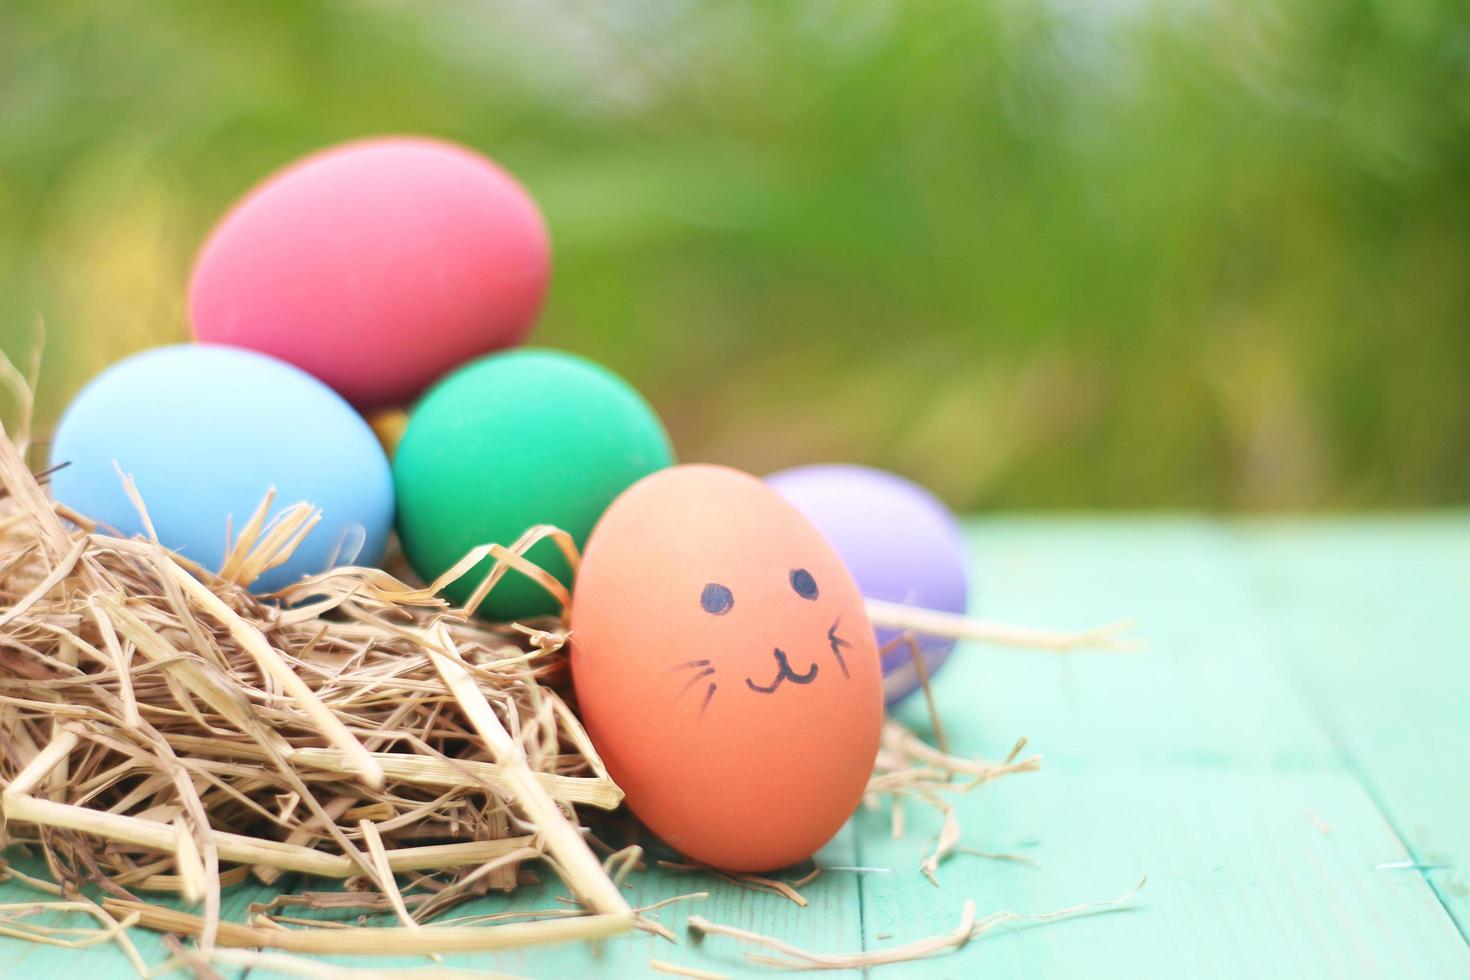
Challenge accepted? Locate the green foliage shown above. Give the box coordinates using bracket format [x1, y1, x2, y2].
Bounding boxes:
[2, 0, 1467, 508]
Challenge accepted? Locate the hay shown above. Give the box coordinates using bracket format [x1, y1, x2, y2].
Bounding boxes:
[686, 875, 1147, 970]
[0, 416, 633, 959]
[863, 599, 1136, 654]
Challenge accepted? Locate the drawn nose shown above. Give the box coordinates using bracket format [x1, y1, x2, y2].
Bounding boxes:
[774, 648, 819, 684]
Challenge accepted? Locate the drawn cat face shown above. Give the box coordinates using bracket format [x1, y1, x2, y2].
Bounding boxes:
[570, 464, 883, 872]
[670, 564, 857, 718]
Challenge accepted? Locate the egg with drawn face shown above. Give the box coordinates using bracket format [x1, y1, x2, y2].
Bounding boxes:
[570, 464, 883, 872]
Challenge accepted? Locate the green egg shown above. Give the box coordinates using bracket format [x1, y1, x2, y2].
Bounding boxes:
[393, 348, 675, 620]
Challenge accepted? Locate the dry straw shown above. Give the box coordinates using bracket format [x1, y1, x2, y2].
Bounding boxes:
[0, 355, 1137, 973]
[0, 399, 635, 960]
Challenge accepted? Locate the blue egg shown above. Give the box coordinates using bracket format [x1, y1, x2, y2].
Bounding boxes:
[49, 344, 393, 592]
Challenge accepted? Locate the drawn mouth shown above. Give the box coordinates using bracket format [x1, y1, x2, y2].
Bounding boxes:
[745, 647, 819, 694]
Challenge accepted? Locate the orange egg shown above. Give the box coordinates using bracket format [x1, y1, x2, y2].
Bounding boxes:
[570, 464, 883, 871]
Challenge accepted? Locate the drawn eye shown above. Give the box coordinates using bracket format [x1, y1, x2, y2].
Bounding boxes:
[790, 568, 818, 600]
[701, 582, 734, 615]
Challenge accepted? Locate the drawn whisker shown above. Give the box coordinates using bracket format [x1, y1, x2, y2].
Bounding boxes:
[699, 682, 717, 718]
[678, 666, 716, 697]
[671, 659, 712, 672]
[828, 619, 852, 678]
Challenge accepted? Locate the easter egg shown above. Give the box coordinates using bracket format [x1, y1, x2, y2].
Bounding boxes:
[367, 407, 409, 460]
[393, 349, 673, 621]
[571, 465, 883, 871]
[189, 136, 550, 409]
[766, 465, 970, 705]
[48, 344, 394, 593]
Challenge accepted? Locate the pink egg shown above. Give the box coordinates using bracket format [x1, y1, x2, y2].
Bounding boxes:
[189, 137, 550, 409]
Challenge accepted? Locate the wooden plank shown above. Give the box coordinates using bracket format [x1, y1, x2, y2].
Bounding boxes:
[1239, 517, 1470, 936]
[235, 827, 863, 979]
[849, 518, 1468, 978]
[0, 852, 250, 978]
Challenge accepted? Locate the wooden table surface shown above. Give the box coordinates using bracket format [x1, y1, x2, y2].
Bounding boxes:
[4, 516, 1468, 978]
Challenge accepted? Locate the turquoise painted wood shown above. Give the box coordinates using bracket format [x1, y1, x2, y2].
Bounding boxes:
[1238, 520, 1470, 937]
[2, 517, 1467, 977]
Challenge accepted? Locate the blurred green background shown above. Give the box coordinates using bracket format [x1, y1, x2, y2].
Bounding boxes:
[2, 0, 1467, 510]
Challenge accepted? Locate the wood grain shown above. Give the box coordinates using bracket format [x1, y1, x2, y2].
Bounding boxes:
[1239, 519, 1470, 938]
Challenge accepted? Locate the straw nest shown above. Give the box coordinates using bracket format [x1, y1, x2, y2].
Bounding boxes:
[0, 405, 654, 948]
[0, 365, 1136, 973]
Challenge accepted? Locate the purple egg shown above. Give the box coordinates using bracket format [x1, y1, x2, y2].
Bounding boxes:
[766, 465, 970, 705]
